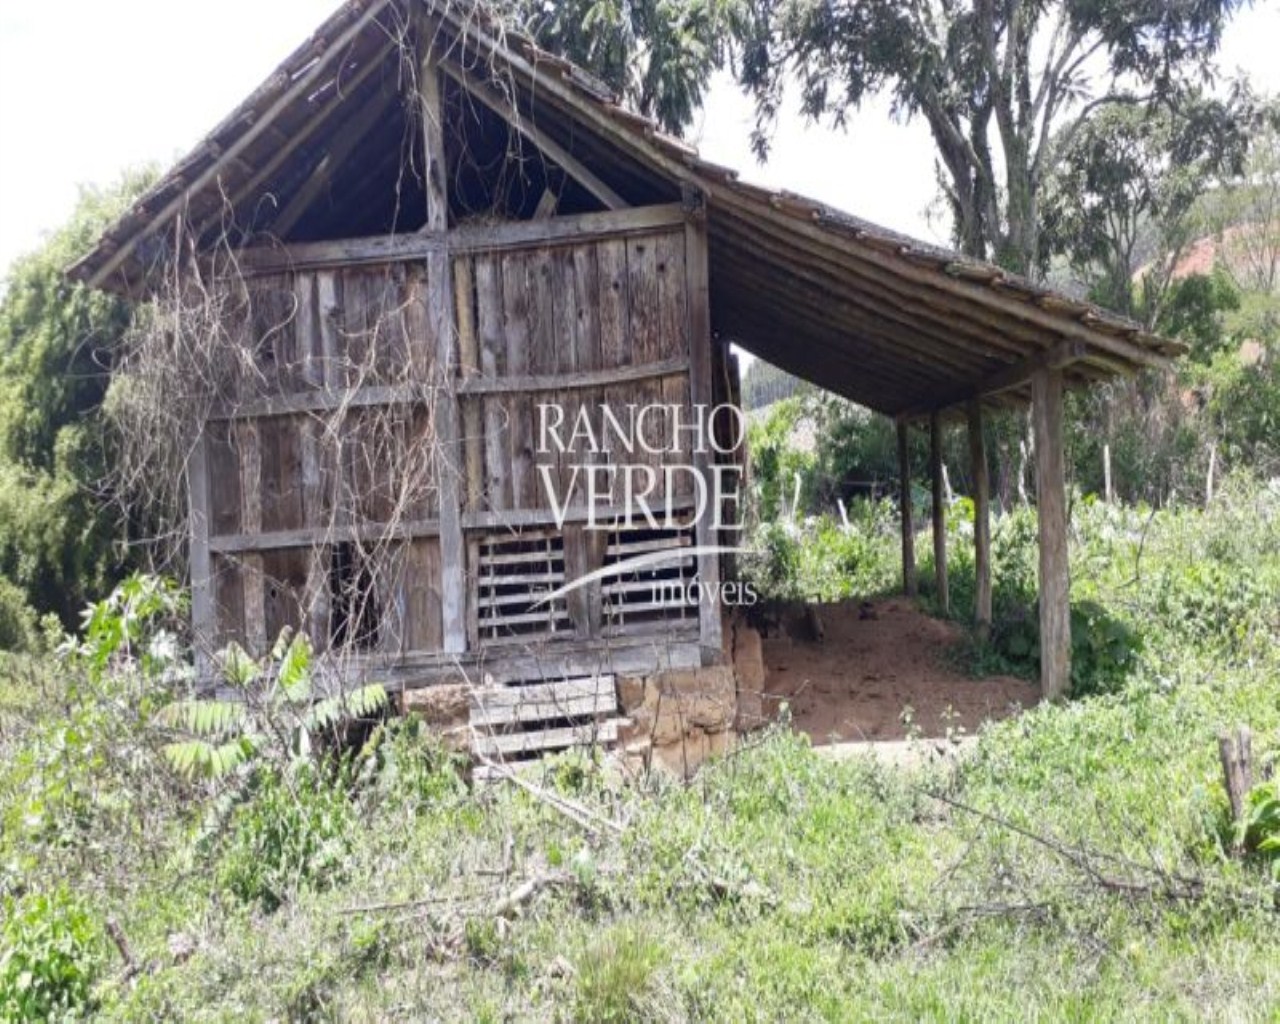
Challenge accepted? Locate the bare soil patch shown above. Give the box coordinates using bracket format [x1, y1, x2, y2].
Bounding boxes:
[760, 598, 1037, 745]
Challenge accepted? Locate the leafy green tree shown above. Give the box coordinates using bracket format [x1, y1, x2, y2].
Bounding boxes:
[735, 0, 1244, 275]
[1042, 96, 1249, 322]
[1212, 98, 1280, 293]
[0, 168, 155, 627]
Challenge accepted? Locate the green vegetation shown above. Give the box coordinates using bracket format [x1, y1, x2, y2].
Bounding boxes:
[0, 468, 1277, 1018]
[0, 169, 155, 635]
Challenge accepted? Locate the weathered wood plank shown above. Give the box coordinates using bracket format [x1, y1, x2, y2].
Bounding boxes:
[236, 204, 687, 275]
[188, 432, 215, 673]
[501, 253, 533, 508]
[420, 38, 467, 655]
[683, 210, 722, 661]
[209, 519, 441, 553]
[472, 719, 619, 758]
[470, 674, 614, 712]
[1032, 367, 1071, 699]
[475, 256, 511, 510]
[457, 357, 689, 395]
[235, 420, 267, 653]
[454, 257, 484, 512]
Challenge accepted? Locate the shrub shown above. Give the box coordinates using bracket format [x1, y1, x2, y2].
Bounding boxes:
[1240, 778, 1280, 881]
[217, 761, 354, 912]
[0, 579, 37, 654]
[0, 887, 104, 1021]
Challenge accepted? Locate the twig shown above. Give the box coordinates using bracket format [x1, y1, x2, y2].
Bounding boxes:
[491, 869, 575, 918]
[475, 752, 624, 836]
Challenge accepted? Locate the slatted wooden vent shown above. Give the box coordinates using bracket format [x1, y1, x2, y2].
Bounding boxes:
[470, 674, 619, 765]
[475, 528, 573, 645]
[602, 515, 698, 632]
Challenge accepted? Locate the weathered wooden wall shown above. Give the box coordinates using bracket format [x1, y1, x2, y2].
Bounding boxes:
[193, 206, 715, 671]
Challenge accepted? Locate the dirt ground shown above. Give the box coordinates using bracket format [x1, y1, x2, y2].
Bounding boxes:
[760, 598, 1037, 745]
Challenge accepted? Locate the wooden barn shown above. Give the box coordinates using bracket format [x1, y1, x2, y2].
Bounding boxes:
[70, 0, 1179, 758]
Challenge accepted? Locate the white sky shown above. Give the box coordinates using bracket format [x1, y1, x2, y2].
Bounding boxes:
[2, 0, 1279, 280]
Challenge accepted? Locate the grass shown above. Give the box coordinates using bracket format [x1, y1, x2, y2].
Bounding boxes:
[1, 476, 1279, 1020]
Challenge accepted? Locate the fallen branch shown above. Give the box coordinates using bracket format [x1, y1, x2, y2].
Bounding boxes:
[474, 751, 624, 837]
[491, 869, 575, 918]
[922, 789, 1273, 912]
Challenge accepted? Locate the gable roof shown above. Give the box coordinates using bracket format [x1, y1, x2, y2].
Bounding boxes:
[67, 0, 1182, 419]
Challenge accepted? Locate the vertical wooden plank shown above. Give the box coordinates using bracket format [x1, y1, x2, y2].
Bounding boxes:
[501, 253, 532, 508]
[188, 430, 215, 676]
[897, 421, 917, 597]
[315, 271, 341, 389]
[596, 239, 630, 512]
[930, 411, 949, 616]
[376, 541, 407, 658]
[572, 244, 602, 373]
[236, 420, 267, 654]
[454, 257, 484, 513]
[207, 422, 243, 537]
[475, 257, 510, 510]
[420, 37, 466, 655]
[628, 235, 660, 491]
[403, 538, 443, 652]
[967, 400, 992, 641]
[261, 550, 309, 647]
[295, 273, 322, 389]
[596, 239, 630, 371]
[1033, 368, 1071, 699]
[683, 209, 723, 661]
[656, 230, 688, 485]
[562, 524, 592, 637]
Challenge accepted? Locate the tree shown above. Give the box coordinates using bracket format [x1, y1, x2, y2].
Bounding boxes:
[0, 168, 155, 627]
[1041, 92, 1250, 323]
[515, 0, 740, 134]
[1213, 98, 1280, 294]
[735, 0, 1244, 276]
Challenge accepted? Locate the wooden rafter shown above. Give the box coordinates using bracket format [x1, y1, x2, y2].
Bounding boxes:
[269, 81, 399, 239]
[440, 59, 626, 211]
[85, 0, 392, 288]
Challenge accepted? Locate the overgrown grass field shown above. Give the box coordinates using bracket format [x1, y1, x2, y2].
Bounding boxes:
[2, 478, 1279, 1020]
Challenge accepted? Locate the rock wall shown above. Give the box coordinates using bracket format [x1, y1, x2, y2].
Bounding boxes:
[398, 615, 768, 782]
[616, 665, 738, 779]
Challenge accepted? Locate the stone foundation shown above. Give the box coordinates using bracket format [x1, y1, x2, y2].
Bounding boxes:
[398, 614, 768, 781]
[400, 684, 470, 751]
[616, 664, 737, 780]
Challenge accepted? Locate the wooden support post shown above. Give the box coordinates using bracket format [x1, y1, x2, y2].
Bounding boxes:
[1032, 368, 1071, 699]
[1218, 726, 1254, 842]
[967, 401, 992, 641]
[684, 202, 722, 663]
[929, 411, 949, 615]
[897, 422, 917, 597]
[420, 30, 467, 654]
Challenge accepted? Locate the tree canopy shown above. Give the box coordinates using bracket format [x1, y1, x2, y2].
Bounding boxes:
[0, 168, 155, 629]
[733, 0, 1246, 276]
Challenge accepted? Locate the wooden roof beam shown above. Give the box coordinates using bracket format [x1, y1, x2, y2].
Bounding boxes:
[269, 81, 399, 239]
[896, 339, 1087, 421]
[82, 0, 393, 289]
[439, 59, 626, 211]
[434, 9, 1174, 376]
